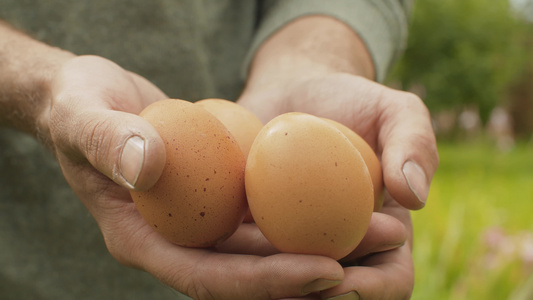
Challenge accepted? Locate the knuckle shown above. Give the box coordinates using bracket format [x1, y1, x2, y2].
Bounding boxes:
[401, 92, 429, 114]
[49, 92, 119, 167]
[384, 89, 428, 113]
[48, 94, 73, 148]
[79, 117, 112, 165]
[167, 261, 210, 300]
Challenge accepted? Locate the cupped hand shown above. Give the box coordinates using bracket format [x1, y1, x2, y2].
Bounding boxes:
[218, 196, 411, 300]
[237, 71, 438, 299]
[239, 72, 438, 211]
[40, 55, 366, 299]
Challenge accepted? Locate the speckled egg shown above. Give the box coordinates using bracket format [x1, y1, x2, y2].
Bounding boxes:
[245, 112, 374, 260]
[130, 99, 247, 247]
[195, 98, 263, 223]
[320, 118, 384, 211]
[195, 98, 263, 158]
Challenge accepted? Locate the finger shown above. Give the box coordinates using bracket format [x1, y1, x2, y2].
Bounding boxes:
[340, 212, 407, 263]
[378, 90, 439, 210]
[216, 223, 280, 256]
[150, 250, 344, 300]
[380, 191, 414, 247]
[50, 106, 166, 191]
[130, 230, 345, 299]
[320, 245, 414, 300]
[128, 71, 169, 104]
[282, 295, 321, 300]
[217, 211, 407, 260]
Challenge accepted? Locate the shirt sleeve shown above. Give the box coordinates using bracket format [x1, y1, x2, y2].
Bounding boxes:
[242, 0, 413, 83]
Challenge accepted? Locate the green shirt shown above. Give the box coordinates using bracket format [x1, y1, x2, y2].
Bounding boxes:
[0, 1, 411, 299]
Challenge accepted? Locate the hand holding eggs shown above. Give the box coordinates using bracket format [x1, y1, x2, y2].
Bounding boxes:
[129, 99, 248, 247]
[130, 99, 383, 260]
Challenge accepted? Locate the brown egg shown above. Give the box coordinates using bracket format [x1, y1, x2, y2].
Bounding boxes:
[195, 98, 263, 223]
[320, 118, 384, 211]
[245, 112, 374, 260]
[130, 99, 247, 247]
[195, 98, 263, 158]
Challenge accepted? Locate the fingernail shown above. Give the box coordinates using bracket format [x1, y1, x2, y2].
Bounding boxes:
[373, 241, 405, 253]
[402, 160, 429, 205]
[302, 279, 342, 294]
[325, 290, 360, 300]
[120, 136, 145, 188]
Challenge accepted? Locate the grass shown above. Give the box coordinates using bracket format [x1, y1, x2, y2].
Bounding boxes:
[411, 140, 533, 300]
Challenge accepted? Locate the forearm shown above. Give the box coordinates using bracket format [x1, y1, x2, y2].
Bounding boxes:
[239, 15, 376, 119]
[244, 15, 375, 93]
[0, 21, 74, 139]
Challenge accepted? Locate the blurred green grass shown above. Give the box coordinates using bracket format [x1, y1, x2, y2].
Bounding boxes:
[411, 140, 533, 300]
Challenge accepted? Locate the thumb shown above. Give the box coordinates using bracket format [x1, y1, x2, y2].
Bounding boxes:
[379, 91, 439, 210]
[51, 108, 166, 191]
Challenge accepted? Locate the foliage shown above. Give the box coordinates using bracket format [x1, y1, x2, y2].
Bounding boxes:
[411, 141, 533, 299]
[389, 0, 533, 124]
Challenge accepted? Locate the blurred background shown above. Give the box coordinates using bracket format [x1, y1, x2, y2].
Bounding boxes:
[386, 0, 533, 298]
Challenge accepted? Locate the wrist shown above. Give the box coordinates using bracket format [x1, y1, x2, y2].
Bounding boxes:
[243, 15, 375, 94]
[0, 22, 74, 143]
[239, 15, 375, 118]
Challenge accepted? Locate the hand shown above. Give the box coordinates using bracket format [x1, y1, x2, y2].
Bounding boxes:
[240, 73, 438, 211]
[43, 55, 379, 300]
[236, 16, 439, 299]
[218, 195, 412, 300]
[237, 74, 426, 299]
[238, 15, 438, 211]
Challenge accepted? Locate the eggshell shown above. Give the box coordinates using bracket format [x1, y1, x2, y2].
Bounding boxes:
[245, 112, 374, 260]
[320, 118, 384, 211]
[195, 98, 263, 158]
[195, 98, 263, 223]
[130, 99, 247, 247]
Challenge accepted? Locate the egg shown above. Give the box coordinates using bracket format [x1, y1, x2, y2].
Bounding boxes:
[245, 112, 374, 260]
[195, 98, 263, 222]
[194, 98, 263, 158]
[320, 118, 384, 211]
[130, 99, 247, 247]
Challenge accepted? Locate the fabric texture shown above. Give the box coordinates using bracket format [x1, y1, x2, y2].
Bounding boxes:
[0, 1, 411, 299]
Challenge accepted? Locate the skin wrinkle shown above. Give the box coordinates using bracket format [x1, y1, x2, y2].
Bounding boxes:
[116, 222, 156, 268]
[113, 145, 124, 186]
[48, 96, 75, 155]
[374, 86, 397, 157]
[354, 247, 413, 299]
[349, 80, 381, 151]
[256, 258, 280, 300]
[115, 134, 143, 188]
[189, 254, 223, 300]
[35, 88, 55, 148]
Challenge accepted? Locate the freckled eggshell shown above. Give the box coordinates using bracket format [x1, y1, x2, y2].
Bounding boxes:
[245, 112, 374, 260]
[320, 118, 384, 211]
[194, 98, 263, 158]
[195, 98, 263, 223]
[130, 99, 248, 247]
